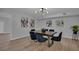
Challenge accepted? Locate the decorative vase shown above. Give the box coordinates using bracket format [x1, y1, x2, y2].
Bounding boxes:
[73, 31, 78, 34]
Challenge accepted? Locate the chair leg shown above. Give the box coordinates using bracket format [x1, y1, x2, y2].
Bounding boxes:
[48, 40, 54, 47]
[52, 40, 54, 44]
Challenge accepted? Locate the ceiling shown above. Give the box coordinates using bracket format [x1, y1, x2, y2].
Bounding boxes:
[0, 8, 79, 19]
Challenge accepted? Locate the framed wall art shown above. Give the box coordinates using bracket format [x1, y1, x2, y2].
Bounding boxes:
[30, 19, 35, 28]
[46, 20, 52, 27]
[55, 20, 64, 26]
[21, 17, 28, 28]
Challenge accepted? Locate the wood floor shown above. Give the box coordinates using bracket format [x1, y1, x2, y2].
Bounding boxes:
[2, 37, 79, 51]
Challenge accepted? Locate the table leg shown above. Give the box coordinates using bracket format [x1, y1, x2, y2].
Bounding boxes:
[48, 36, 53, 47]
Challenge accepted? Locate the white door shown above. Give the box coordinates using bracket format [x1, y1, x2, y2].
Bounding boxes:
[0, 21, 4, 32]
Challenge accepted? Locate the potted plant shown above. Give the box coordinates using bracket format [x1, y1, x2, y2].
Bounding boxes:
[71, 25, 79, 34]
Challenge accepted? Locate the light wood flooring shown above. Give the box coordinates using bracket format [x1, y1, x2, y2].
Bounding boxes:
[2, 37, 79, 51]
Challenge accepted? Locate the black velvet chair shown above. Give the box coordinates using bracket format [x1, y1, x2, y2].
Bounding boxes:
[41, 29, 46, 33]
[36, 33, 48, 42]
[44, 29, 48, 31]
[51, 32, 62, 41]
[30, 31, 37, 40]
[41, 28, 48, 33]
[30, 29, 35, 31]
[49, 29, 54, 32]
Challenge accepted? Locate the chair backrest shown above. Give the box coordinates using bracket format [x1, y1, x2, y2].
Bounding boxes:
[41, 28, 45, 33]
[49, 29, 54, 32]
[44, 29, 48, 31]
[30, 31, 36, 40]
[58, 32, 62, 41]
[41, 29, 48, 33]
[36, 33, 45, 42]
[31, 29, 35, 31]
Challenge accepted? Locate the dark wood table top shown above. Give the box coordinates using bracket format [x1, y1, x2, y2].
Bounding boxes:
[36, 31, 57, 37]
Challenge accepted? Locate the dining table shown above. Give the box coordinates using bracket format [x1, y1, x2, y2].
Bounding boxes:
[36, 31, 57, 47]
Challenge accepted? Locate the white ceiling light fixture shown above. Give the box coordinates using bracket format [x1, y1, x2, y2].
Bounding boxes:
[35, 8, 48, 15]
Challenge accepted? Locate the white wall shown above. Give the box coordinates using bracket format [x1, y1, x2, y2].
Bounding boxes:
[35, 16, 79, 38]
[0, 14, 12, 39]
[0, 12, 36, 40]
[11, 14, 79, 40]
[11, 14, 36, 40]
[0, 21, 4, 32]
[0, 16, 12, 32]
[0, 11, 79, 40]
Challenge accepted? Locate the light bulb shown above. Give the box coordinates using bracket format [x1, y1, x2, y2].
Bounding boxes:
[46, 11, 48, 14]
[35, 11, 37, 13]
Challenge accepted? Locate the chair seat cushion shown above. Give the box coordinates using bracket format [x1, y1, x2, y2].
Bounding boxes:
[51, 32, 62, 41]
[38, 38, 47, 42]
[53, 32, 59, 37]
[43, 36, 48, 39]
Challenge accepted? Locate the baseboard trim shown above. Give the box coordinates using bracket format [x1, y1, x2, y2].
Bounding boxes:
[62, 36, 72, 39]
[11, 35, 29, 40]
[11, 35, 73, 41]
[62, 37, 72, 40]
